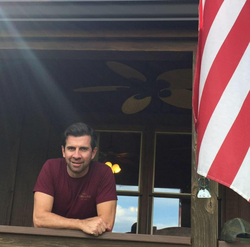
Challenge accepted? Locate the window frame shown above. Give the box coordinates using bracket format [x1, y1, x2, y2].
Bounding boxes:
[151, 131, 192, 233]
[95, 127, 192, 234]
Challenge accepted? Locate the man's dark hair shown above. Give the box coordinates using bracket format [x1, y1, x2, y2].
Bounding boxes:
[62, 122, 97, 150]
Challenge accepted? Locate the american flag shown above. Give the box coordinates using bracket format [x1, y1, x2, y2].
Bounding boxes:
[193, 0, 250, 200]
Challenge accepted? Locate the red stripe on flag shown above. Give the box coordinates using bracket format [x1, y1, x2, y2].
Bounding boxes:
[193, 0, 224, 125]
[199, 0, 203, 30]
[207, 92, 250, 186]
[196, 0, 250, 160]
[200, 0, 224, 56]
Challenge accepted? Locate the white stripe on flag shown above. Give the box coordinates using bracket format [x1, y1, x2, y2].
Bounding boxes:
[202, 0, 206, 13]
[198, 43, 250, 176]
[230, 147, 250, 201]
[198, 0, 246, 113]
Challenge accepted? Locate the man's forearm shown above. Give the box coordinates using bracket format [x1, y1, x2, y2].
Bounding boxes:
[33, 211, 81, 230]
[33, 212, 108, 236]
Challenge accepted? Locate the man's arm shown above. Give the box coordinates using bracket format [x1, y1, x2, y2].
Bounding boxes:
[33, 192, 111, 236]
[97, 200, 117, 231]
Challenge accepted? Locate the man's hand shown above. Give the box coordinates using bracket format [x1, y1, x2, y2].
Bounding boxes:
[79, 217, 109, 236]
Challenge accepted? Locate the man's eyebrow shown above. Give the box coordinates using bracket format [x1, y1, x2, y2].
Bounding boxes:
[66, 146, 89, 149]
[66, 146, 75, 149]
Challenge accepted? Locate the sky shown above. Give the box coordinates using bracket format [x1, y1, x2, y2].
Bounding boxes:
[112, 189, 180, 233]
[113, 196, 138, 233]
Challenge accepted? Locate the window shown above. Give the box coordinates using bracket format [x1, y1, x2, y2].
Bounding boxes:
[96, 131, 141, 233]
[96, 130, 191, 234]
[153, 133, 191, 231]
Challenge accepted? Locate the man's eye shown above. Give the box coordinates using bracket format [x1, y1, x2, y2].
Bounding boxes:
[67, 147, 75, 151]
[80, 147, 88, 151]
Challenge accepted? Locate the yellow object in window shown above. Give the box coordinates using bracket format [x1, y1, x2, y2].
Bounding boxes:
[105, 162, 121, 173]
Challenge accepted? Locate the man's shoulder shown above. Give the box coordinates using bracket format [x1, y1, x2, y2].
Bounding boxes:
[43, 158, 66, 169]
[91, 161, 113, 174]
[91, 161, 108, 169]
[45, 158, 65, 164]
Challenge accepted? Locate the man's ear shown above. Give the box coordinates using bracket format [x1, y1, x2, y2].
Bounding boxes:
[91, 147, 98, 160]
[61, 146, 66, 158]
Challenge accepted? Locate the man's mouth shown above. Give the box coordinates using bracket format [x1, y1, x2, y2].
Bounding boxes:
[71, 161, 84, 166]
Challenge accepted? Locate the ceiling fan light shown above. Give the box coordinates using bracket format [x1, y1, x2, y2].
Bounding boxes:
[112, 164, 121, 174]
[105, 161, 113, 168]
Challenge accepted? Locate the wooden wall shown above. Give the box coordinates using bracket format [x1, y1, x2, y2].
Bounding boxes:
[0, 65, 61, 226]
[0, 54, 192, 227]
[0, 57, 84, 226]
[0, 65, 23, 225]
[0, 23, 196, 227]
[221, 186, 250, 227]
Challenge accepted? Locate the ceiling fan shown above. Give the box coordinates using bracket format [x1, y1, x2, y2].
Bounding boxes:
[74, 61, 192, 114]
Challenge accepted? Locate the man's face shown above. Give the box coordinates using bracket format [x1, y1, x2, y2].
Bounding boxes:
[62, 135, 97, 178]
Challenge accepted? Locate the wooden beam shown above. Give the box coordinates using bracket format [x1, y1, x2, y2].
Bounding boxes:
[0, 225, 191, 247]
[0, 1, 198, 22]
[0, 29, 198, 39]
[0, 39, 197, 52]
[191, 51, 219, 247]
[218, 241, 250, 247]
[138, 126, 155, 234]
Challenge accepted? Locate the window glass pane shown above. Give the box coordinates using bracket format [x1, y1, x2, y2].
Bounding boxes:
[153, 198, 180, 230]
[153, 197, 191, 230]
[116, 185, 138, 191]
[154, 133, 191, 193]
[97, 131, 141, 191]
[113, 195, 138, 233]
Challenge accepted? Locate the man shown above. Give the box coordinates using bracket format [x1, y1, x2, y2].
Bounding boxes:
[33, 122, 117, 236]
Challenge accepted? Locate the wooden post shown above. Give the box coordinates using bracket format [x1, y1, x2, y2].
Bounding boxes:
[138, 126, 155, 234]
[191, 51, 219, 247]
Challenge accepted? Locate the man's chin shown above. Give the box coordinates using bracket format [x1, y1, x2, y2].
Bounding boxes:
[69, 163, 88, 173]
[70, 164, 83, 171]
[66, 162, 89, 177]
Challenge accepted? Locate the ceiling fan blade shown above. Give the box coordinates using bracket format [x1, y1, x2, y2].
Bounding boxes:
[122, 94, 151, 114]
[107, 61, 147, 82]
[157, 69, 192, 89]
[159, 89, 192, 109]
[74, 86, 129, 92]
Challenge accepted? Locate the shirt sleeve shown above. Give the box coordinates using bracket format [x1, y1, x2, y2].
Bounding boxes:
[96, 165, 118, 204]
[33, 160, 55, 197]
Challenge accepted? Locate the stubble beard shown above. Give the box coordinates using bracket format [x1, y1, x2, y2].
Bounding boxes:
[67, 158, 90, 177]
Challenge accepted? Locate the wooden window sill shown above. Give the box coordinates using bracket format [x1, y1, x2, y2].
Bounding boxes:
[218, 240, 250, 246]
[0, 225, 191, 247]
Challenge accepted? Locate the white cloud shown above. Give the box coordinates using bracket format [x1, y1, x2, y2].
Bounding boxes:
[113, 198, 180, 233]
[113, 204, 138, 233]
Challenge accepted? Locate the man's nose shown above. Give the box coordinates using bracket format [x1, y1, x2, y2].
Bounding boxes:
[73, 149, 81, 158]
